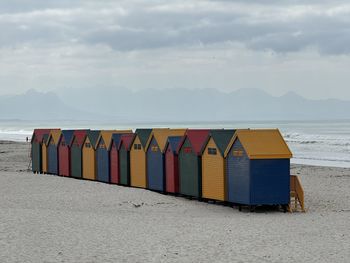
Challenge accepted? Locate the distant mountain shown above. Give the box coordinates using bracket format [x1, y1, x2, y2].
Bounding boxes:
[0, 89, 102, 120]
[1, 88, 350, 121]
[56, 87, 350, 121]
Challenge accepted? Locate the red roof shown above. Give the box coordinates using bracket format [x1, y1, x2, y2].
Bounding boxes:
[118, 133, 135, 151]
[177, 129, 210, 155]
[32, 129, 56, 143]
[71, 130, 89, 147]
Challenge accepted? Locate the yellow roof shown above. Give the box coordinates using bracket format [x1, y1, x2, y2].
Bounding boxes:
[96, 130, 132, 148]
[224, 129, 292, 159]
[46, 129, 62, 145]
[145, 128, 187, 152]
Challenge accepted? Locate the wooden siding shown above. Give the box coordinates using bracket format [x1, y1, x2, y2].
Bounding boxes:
[165, 144, 179, 193]
[110, 144, 119, 184]
[130, 136, 147, 188]
[250, 159, 290, 205]
[47, 137, 58, 175]
[82, 136, 96, 180]
[41, 143, 48, 173]
[178, 138, 201, 197]
[58, 140, 70, 177]
[147, 137, 164, 191]
[32, 142, 41, 172]
[96, 137, 110, 183]
[202, 138, 225, 201]
[70, 137, 83, 178]
[226, 138, 251, 204]
[119, 144, 130, 186]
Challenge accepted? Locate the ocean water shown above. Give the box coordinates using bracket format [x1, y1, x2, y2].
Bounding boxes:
[0, 119, 349, 168]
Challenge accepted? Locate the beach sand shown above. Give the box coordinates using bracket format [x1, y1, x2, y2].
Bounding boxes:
[0, 141, 349, 262]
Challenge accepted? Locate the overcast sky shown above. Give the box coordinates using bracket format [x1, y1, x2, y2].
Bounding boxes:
[0, 0, 349, 99]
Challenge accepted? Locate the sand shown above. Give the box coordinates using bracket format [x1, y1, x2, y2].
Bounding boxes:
[0, 141, 349, 262]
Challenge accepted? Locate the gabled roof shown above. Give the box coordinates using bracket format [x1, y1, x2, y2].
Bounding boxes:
[118, 133, 135, 151]
[70, 130, 89, 147]
[134, 128, 153, 148]
[42, 134, 49, 145]
[46, 129, 62, 146]
[59, 130, 75, 145]
[177, 129, 210, 155]
[85, 130, 100, 149]
[31, 129, 57, 143]
[96, 130, 132, 149]
[165, 136, 183, 154]
[224, 129, 293, 159]
[202, 129, 236, 156]
[145, 128, 187, 153]
[110, 134, 123, 149]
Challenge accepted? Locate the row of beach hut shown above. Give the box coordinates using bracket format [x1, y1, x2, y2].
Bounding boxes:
[31, 128, 293, 209]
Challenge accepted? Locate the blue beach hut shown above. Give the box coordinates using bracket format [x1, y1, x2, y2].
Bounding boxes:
[224, 129, 292, 209]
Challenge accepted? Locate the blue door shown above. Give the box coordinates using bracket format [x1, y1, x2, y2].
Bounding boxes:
[97, 138, 109, 183]
[147, 138, 164, 191]
[48, 140, 58, 175]
[250, 159, 290, 205]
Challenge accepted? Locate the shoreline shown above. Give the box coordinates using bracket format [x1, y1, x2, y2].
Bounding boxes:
[2, 139, 349, 170]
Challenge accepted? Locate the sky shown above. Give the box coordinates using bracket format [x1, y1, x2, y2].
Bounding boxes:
[0, 0, 350, 100]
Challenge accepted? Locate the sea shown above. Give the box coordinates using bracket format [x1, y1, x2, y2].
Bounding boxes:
[0, 119, 349, 168]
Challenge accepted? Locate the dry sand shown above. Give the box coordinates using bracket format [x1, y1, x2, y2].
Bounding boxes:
[0, 141, 349, 262]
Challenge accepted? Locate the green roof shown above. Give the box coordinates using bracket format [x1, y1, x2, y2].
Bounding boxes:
[210, 129, 236, 156]
[42, 134, 49, 144]
[87, 130, 100, 149]
[135, 129, 152, 148]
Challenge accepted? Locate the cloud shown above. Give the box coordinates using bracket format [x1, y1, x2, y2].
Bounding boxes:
[0, 1, 350, 54]
[0, 1, 350, 100]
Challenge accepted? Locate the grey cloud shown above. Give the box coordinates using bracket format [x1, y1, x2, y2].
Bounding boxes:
[0, 1, 350, 55]
[0, 0, 81, 13]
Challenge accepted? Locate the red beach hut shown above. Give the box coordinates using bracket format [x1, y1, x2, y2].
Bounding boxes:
[58, 130, 74, 177]
[164, 136, 183, 194]
[110, 134, 123, 184]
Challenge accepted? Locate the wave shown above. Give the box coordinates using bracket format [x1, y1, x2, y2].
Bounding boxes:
[283, 131, 350, 147]
[286, 140, 318, 144]
[294, 156, 350, 163]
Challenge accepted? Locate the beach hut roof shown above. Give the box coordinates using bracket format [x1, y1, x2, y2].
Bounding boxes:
[46, 129, 62, 146]
[134, 128, 153, 148]
[118, 133, 135, 151]
[224, 129, 293, 159]
[31, 128, 56, 143]
[59, 130, 75, 145]
[177, 129, 210, 155]
[202, 129, 236, 156]
[70, 130, 89, 147]
[86, 130, 100, 149]
[96, 130, 132, 149]
[165, 136, 183, 154]
[145, 128, 187, 153]
[42, 134, 49, 144]
[110, 134, 123, 149]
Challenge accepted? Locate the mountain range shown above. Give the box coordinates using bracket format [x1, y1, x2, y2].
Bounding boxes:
[0, 88, 349, 121]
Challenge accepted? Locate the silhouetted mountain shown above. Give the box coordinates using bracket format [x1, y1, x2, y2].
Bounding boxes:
[0, 89, 100, 120]
[1, 88, 349, 121]
[56, 87, 350, 121]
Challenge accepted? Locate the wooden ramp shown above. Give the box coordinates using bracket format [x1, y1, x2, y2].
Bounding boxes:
[289, 175, 305, 212]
